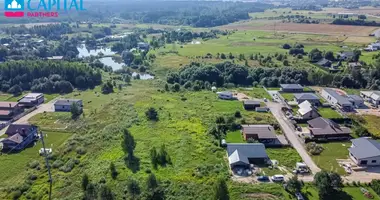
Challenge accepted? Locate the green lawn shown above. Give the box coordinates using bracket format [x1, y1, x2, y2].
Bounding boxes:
[225, 130, 244, 143]
[300, 184, 380, 200]
[238, 87, 271, 100]
[281, 93, 295, 101]
[318, 107, 343, 119]
[311, 142, 351, 175]
[0, 131, 71, 188]
[352, 115, 380, 138]
[267, 147, 302, 169]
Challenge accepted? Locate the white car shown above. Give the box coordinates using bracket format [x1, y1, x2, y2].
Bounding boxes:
[271, 175, 285, 182]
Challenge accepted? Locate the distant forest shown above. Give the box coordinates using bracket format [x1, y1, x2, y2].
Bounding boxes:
[0, 1, 271, 27]
[119, 1, 271, 27]
[332, 19, 380, 27]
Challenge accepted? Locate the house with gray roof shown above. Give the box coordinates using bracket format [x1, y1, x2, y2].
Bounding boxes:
[243, 100, 260, 110]
[217, 91, 233, 100]
[337, 52, 354, 60]
[241, 125, 279, 145]
[227, 143, 269, 169]
[294, 93, 320, 106]
[349, 138, 380, 166]
[307, 117, 351, 140]
[360, 91, 380, 106]
[321, 88, 353, 111]
[280, 84, 303, 93]
[54, 99, 83, 112]
[347, 95, 364, 108]
[316, 58, 332, 68]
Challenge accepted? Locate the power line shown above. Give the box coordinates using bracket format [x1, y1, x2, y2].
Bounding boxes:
[40, 131, 53, 200]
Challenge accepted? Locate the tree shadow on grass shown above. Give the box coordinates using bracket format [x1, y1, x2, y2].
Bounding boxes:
[124, 155, 140, 173]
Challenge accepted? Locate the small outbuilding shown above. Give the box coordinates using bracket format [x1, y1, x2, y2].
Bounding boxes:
[243, 100, 260, 110]
[54, 99, 83, 112]
[280, 84, 303, 93]
[217, 91, 233, 100]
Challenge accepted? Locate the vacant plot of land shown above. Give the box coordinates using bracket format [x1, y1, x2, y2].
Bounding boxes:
[318, 107, 343, 119]
[219, 20, 377, 36]
[266, 147, 302, 169]
[226, 130, 244, 143]
[281, 93, 295, 101]
[355, 115, 380, 137]
[311, 142, 350, 175]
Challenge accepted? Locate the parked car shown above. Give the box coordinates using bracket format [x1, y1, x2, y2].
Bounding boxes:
[295, 192, 304, 200]
[271, 175, 285, 182]
[257, 176, 269, 181]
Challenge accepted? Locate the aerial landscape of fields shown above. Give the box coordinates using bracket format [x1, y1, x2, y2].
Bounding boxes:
[1, 0, 380, 200]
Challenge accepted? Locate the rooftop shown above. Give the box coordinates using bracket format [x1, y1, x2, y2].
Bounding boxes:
[5, 124, 36, 137]
[298, 101, 316, 116]
[349, 138, 380, 159]
[280, 84, 303, 90]
[54, 99, 82, 106]
[227, 143, 268, 165]
[308, 117, 351, 136]
[316, 58, 331, 66]
[361, 91, 380, 101]
[216, 91, 232, 96]
[323, 88, 352, 106]
[347, 95, 363, 102]
[243, 100, 260, 105]
[241, 125, 277, 139]
[294, 93, 320, 101]
[0, 102, 18, 108]
[23, 93, 43, 99]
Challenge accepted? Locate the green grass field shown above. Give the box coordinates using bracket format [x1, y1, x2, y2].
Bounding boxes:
[281, 93, 295, 101]
[300, 184, 380, 200]
[318, 107, 343, 119]
[311, 142, 351, 175]
[354, 115, 380, 138]
[226, 130, 244, 143]
[0, 131, 71, 188]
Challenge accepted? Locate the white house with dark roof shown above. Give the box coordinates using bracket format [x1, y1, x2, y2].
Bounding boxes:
[54, 99, 83, 112]
[297, 101, 319, 120]
[217, 91, 233, 100]
[360, 91, 380, 106]
[321, 88, 353, 111]
[349, 138, 380, 166]
[227, 143, 269, 169]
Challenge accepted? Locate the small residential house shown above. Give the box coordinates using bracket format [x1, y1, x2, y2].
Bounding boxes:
[47, 56, 64, 60]
[255, 107, 269, 112]
[349, 138, 380, 166]
[321, 88, 353, 111]
[0, 124, 38, 152]
[370, 43, 380, 51]
[360, 91, 380, 106]
[0, 102, 24, 120]
[347, 95, 364, 108]
[307, 117, 351, 140]
[18, 93, 44, 107]
[316, 58, 332, 68]
[337, 52, 354, 60]
[243, 100, 260, 110]
[137, 42, 150, 51]
[280, 84, 303, 93]
[294, 93, 320, 106]
[297, 101, 320, 120]
[54, 99, 83, 112]
[241, 125, 278, 145]
[217, 91, 233, 100]
[227, 143, 269, 169]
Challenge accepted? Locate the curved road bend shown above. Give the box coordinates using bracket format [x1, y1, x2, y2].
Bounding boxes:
[266, 101, 321, 174]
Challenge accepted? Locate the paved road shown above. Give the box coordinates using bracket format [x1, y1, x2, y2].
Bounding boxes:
[266, 101, 321, 174]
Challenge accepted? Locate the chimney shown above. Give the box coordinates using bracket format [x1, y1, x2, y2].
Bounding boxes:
[9, 103, 11, 108]
[21, 128, 25, 134]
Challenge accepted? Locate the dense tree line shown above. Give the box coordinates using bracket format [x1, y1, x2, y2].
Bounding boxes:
[3, 23, 73, 40]
[120, 1, 271, 27]
[0, 60, 101, 94]
[166, 61, 309, 88]
[332, 19, 380, 27]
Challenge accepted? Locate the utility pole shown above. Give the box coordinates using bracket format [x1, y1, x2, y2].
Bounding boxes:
[40, 131, 53, 200]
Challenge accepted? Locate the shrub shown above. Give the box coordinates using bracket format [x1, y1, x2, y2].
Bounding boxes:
[283, 44, 292, 49]
[234, 111, 242, 118]
[59, 159, 75, 173]
[52, 160, 64, 168]
[247, 138, 257, 143]
[28, 174, 38, 181]
[11, 190, 22, 200]
[305, 142, 324, 155]
[28, 160, 39, 169]
[76, 146, 87, 155]
[145, 107, 158, 121]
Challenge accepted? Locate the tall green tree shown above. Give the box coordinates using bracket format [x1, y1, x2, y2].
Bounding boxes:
[82, 174, 89, 191]
[98, 184, 115, 200]
[127, 178, 141, 199]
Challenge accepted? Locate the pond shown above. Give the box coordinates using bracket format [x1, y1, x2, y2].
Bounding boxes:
[77, 45, 116, 58]
[99, 57, 125, 71]
[132, 72, 154, 80]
